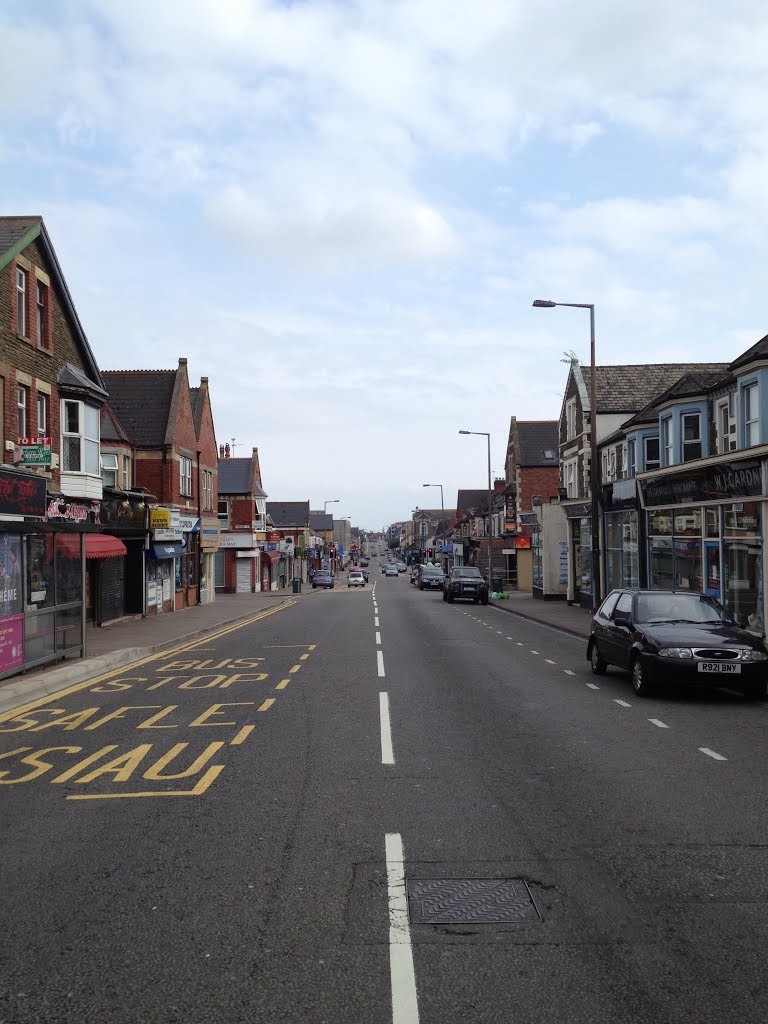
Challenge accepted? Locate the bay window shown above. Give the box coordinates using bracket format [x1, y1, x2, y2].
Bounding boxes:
[62, 399, 100, 474]
[627, 438, 636, 478]
[16, 267, 27, 336]
[662, 418, 673, 466]
[17, 385, 28, 439]
[101, 452, 119, 487]
[744, 382, 759, 447]
[180, 456, 193, 497]
[682, 412, 702, 462]
[644, 436, 660, 471]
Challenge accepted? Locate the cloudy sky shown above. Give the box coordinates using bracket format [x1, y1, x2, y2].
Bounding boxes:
[3, 1, 768, 529]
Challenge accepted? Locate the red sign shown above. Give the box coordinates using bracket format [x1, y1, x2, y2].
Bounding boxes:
[18, 436, 51, 446]
[515, 536, 532, 549]
[0, 613, 23, 674]
[0, 468, 46, 518]
[269, 532, 280, 543]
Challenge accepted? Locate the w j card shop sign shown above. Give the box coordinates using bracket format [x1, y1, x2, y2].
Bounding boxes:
[640, 458, 765, 508]
[0, 535, 23, 673]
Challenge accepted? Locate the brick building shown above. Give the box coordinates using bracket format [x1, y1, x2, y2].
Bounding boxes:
[265, 501, 311, 587]
[0, 215, 126, 676]
[102, 359, 220, 612]
[216, 447, 269, 593]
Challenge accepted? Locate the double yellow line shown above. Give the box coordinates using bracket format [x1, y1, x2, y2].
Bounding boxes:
[0, 600, 296, 724]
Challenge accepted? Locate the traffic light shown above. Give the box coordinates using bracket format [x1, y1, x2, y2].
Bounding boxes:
[428, 548, 434, 559]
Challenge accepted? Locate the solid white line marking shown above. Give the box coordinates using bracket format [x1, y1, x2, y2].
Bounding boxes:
[648, 718, 669, 729]
[614, 699, 632, 707]
[545, 659, 556, 665]
[586, 682, 600, 690]
[377, 651, 386, 677]
[379, 692, 394, 765]
[376, 631, 382, 645]
[375, 616, 380, 627]
[564, 670, 576, 676]
[699, 747, 727, 761]
[385, 833, 420, 1024]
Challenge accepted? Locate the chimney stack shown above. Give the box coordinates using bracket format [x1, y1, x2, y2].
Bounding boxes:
[219, 444, 225, 458]
[225, 443, 231, 458]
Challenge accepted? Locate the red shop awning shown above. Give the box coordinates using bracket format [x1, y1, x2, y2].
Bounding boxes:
[85, 534, 127, 560]
[262, 550, 280, 563]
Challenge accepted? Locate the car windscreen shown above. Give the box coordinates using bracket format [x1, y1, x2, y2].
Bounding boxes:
[455, 569, 482, 578]
[316, 571, 331, 577]
[635, 592, 730, 624]
[422, 570, 443, 578]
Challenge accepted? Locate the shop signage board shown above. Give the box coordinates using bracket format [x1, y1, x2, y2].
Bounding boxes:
[18, 436, 52, 466]
[219, 534, 254, 549]
[152, 508, 182, 542]
[178, 515, 200, 532]
[0, 469, 47, 518]
[46, 497, 101, 525]
[200, 517, 220, 551]
[150, 508, 172, 529]
[101, 496, 146, 530]
[505, 495, 516, 533]
[559, 540, 569, 585]
[640, 457, 765, 508]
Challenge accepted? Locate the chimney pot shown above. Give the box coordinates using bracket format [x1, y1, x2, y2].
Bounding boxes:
[178, 357, 188, 366]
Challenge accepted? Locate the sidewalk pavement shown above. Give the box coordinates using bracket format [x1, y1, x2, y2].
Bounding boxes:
[0, 586, 318, 716]
[490, 591, 592, 639]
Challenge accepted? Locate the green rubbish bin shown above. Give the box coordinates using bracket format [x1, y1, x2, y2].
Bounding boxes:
[292, 578, 302, 594]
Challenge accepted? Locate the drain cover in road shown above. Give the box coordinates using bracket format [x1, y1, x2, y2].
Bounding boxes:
[406, 878, 541, 924]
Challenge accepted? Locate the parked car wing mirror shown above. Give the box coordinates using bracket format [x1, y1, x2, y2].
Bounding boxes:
[612, 610, 632, 627]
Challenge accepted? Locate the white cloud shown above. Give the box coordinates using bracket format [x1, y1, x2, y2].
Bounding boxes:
[204, 183, 460, 273]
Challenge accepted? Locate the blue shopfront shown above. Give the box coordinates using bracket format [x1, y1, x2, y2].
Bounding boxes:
[639, 455, 766, 632]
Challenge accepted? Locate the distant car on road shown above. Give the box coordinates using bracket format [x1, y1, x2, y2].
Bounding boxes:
[383, 564, 398, 577]
[348, 570, 366, 587]
[588, 588, 768, 698]
[443, 567, 489, 604]
[396, 562, 407, 573]
[312, 569, 334, 589]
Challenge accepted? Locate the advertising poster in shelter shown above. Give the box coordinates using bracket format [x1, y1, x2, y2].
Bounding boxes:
[0, 534, 23, 673]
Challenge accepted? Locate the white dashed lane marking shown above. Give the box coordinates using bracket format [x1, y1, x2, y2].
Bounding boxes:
[699, 747, 728, 761]
[564, 670, 576, 676]
[545, 659, 556, 665]
[586, 682, 600, 690]
[614, 699, 632, 708]
[648, 718, 669, 729]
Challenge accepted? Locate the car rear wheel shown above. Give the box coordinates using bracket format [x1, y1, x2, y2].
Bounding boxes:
[631, 656, 654, 697]
[480, 596, 488, 605]
[590, 640, 607, 675]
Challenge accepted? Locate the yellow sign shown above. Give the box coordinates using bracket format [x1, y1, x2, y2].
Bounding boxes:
[150, 508, 171, 529]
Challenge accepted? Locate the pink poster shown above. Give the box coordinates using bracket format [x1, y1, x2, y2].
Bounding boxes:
[0, 612, 23, 673]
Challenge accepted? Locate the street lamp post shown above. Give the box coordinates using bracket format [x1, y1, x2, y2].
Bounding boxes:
[459, 430, 494, 589]
[423, 483, 444, 565]
[533, 299, 600, 610]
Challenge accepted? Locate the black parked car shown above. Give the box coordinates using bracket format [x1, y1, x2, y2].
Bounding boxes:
[587, 589, 768, 699]
[443, 566, 489, 604]
[419, 567, 445, 591]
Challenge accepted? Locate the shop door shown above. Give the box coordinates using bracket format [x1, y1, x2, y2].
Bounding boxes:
[214, 551, 225, 590]
[235, 558, 252, 594]
[704, 541, 721, 600]
[100, 556, 126, 624]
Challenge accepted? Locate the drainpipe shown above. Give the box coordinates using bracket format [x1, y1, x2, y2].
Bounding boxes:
[196, 448, 202, 606]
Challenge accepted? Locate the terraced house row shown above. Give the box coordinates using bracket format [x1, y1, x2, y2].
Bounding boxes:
[0, 216, 329, 682]
[531, 343, 768, 633]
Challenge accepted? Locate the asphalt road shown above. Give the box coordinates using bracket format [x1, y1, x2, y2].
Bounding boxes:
[2, 568, 768, 1023]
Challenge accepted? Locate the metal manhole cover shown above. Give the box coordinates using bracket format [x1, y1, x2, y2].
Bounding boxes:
[406, 878, 541, 924]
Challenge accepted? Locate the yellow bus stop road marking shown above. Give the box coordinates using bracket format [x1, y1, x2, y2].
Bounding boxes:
[0, 602, 296, 725]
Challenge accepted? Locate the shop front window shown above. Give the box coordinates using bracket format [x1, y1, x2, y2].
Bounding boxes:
[650, 537, 673, 589]
[674, 539, 703, 592]
[56, 534, 83, 603]
[724, 539, 762, 630]
[622, 512, 639, 588]
[577, 519, 592, 593]
[26, 534, 55, 608]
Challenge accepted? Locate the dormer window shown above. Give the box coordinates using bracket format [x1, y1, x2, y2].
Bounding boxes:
[644, 436, 660, 471]
[744, 382, 759, 447]
[682, 412, 702, 462]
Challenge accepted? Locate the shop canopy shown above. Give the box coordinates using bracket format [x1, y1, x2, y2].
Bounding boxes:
[86, 534, 127, 560]
[149, 542, 185, 559]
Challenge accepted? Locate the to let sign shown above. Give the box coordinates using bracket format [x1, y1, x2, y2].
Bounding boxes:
[18, 436, 52, 466]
